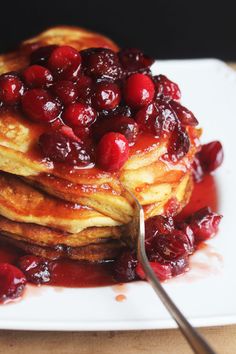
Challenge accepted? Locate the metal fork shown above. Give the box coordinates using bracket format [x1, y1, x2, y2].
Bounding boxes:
[125, 188, 216, 354]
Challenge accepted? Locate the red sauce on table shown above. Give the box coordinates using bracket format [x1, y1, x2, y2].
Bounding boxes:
[0, 174, 219, 289]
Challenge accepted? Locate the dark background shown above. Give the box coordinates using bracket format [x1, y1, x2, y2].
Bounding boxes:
[1, 0, 235, 60]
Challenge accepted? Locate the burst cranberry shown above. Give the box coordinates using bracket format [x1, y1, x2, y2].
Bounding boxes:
[52, 80, 78, 105]
[118, 48, 154, 74]
[169, 100, 198, 126]
[135, 100, 177, 136]
[0, 263, 26, 303]
[97, 132, 129, 171]
[145, 215, 175, 253]
[92, 82, 121, 111]
[113, 251, 137, 282]
[167, 126, 190, 162]
[192, 155, 205, 182]
[63, 102, 97, 128]
[30, 45, 58, 65]
[22, 89, 61, 122]
[198, 141, 224, 173]
[136, 262, 172, 281]
[154, 74, 181, 100]
[18, 255, 51, 284]
[0, 73, 24, 105]
[93, 116, 139, 145]
[22, 65, 53, 88]
[59, 125, 82, 143]
[39, 131, 91, 166]
[188, 207, 222, 243]
[81, 48, 122, 79]
[124, 73, 155, 108]
[76, 75, 93, 104]
[48, 46, 81, 81]
[170, 257, 189, 276]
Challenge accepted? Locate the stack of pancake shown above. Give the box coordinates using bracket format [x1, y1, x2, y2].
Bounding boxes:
[0, 27, 199, 261]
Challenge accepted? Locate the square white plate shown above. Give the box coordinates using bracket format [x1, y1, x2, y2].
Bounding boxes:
[0, 59, 235, 331]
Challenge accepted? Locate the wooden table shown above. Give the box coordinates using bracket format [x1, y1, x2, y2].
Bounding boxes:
[0, 63, 235, 354]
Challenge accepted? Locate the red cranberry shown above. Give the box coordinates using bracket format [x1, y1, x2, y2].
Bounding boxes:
[192, 155, 205, 182]
[58, 125, 82, 143]
[188, 207, 222, 243]
[0, 263, 26, 303]
[198, 141, 224, 174]
[30, 45, 58, 65]
[81, 48, 122, 80]
[52, 80, 78, 105]
[76, 75, 93, 104]
[118, 48, 154, 75]
[170, 257, 189, 276]
[39, 131, 91, 166]
[22, 65, 53, 88]
[113, 251, 137, 282]
[93, 116, 139, 145]
[124, 73, 155, 108]
[22, 89, 61, 122]
[169, 100, 198, 126]
[18, 255, 51, 284]
[63, 102, 97, 128]
[167, 126, 190, 162]
[0, 73, 24, 105]
[153, 74, 181, 100]
[136, 262, 172, 281]
[97, 132, 129, 171]
[92, 82, 121, 111]
[48, 46, 81, 81]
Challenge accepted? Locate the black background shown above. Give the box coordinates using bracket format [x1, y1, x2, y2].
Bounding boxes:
[1, 0, 235, 60]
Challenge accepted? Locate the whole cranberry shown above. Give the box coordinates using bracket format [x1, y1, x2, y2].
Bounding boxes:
[136, 262, 172, 281]
[21, 89, 61, 122]
[30, 45, 58, 65]
[0, 72, 24, 105]
[22, 65, 53, 88]
[96, 132, 129, 171]
[167, 126, 190, 162]
[113, 251, 138, 282]
[39, 131, 91, 166]
[52, 80, 78, 105]
[92, 82, 121, 111]
[18, 255, 51, 284]
[153, 74, 181, 100]
[169, 100, 198, 126]
[123, 73, 155, 108]
[81, 47, 122, 80]
[0, 263, 26, 303]
[63, 102, 97, 128]
[48, 46, 81, 81]
[118, 48, 154, 75]
[198, 141, 224, 173]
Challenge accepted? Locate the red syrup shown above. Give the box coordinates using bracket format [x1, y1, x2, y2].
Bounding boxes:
[0, 174, 219, 290]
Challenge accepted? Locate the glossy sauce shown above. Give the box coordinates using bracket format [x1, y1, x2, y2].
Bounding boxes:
[0, 174, 219, 288]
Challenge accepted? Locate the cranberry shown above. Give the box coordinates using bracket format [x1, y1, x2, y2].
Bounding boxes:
[81, 48, 122, 80]
[118, 48, 154, 75]
[136, 262, 172, 281]
[167, 126, 190, 162]
[188, 207, 222, 243]
[39, 131, 91, 166]
[63, 102, 97, 128]
[30, 45, 58, 65]
[198, 141, 224, 173]
[48, 46, 81, 81]
[22, 65, 53, 88]
[192, 155, 205, 182]
[52, 80, 78, 105]
[153, 74, 181, 100]
[93, 116, 139, 145]
[0, 72, 24, 105]
[169, 100, 198, 126]
[22, 89, 61, 122]
[76, 75, 93, 104]
[170, 257, 189, 276]
[113, 251, 137, 282]
[123, 73, 155, 108]
[96, 132, 129, 171]
[58, 125, 82, 143]
[135, 100, 177, 136]
[92, 82, 121, 111]
[0, 263, 26, 303]
[18, 255, 51, 284]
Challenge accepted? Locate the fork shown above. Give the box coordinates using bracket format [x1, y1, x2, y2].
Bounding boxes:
[126, 188, 217, 354]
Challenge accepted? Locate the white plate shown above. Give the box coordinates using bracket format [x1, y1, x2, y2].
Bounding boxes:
[0, 59, 235, 331]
